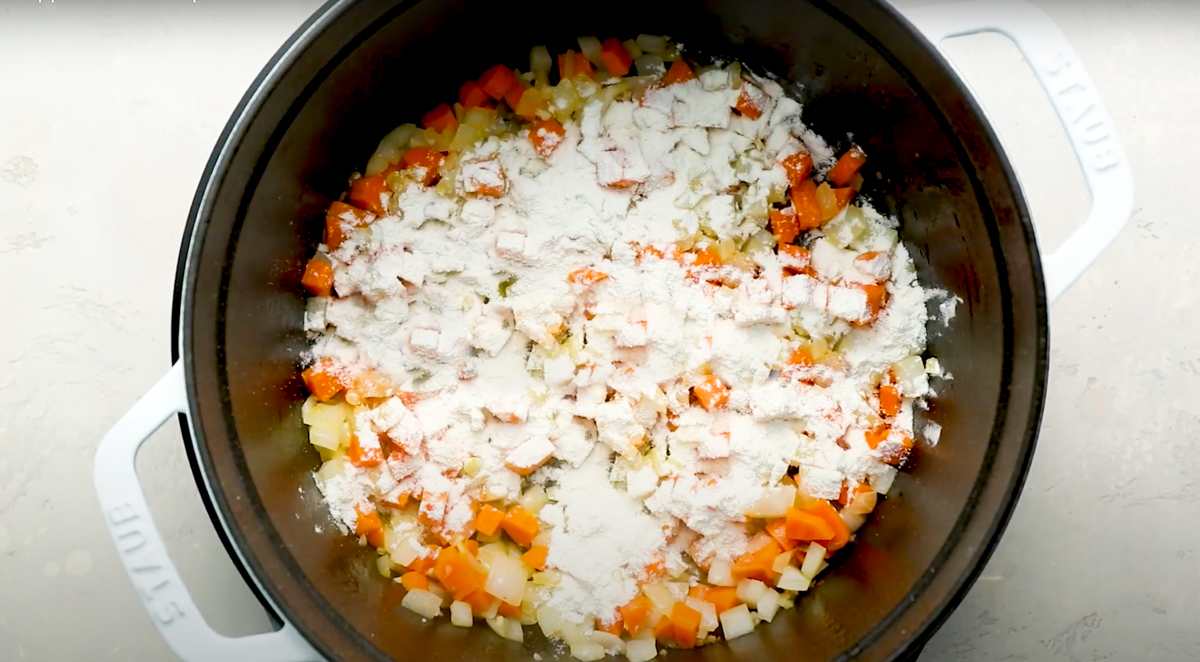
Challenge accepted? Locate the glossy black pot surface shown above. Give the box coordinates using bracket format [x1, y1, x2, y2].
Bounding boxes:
[170, 0, 1047, 660]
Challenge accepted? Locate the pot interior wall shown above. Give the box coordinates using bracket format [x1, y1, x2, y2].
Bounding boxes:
[181, 0, 1045, 660]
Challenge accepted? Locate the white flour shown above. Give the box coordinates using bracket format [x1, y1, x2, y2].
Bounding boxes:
[307, 66, 940, 627]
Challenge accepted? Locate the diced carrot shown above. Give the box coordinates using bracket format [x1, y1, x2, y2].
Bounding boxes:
[367, 529, 385, 548]
[865, 426, 890, 450]
[596, 616, 623, 636]
[769, 206, 800, 245]
[348, 174, 390, 216]
[478, 64, 517, 100]
[408, 550, 438, 575]
[463, 539, 479, 557]
[434, 546, 485, 600]
[347, 433, 383, 468]
[879, 431, 915, 466]
[381, 492, 410, 510]
[828, 146, 867, 187]
[619, 595, 654, 637]
[400, 571, 430, 591]
[400, 146, 444, 186]
[690, 246, 721, 268]
[861, 283, 888, 320]
[458, 80, 492, 110]
[805, 500, 851, 551]
[670, 602, 702, 649]
[501, 506, 539, 547]
[504, 77, 529, 111]
[790, 179, 822, 231]
[301, 255, 334, 297]
[521, 545, 549, 570]
[703, 586, 740, 615]
[766, 517, 798, 551]
[557, 50, 594, 81]
[662, 58, 695, 86]
[324, 201, 372, 250]
[301, 358, 347, 401]
[833, 186, 856, 209]
[461, 589, 495, 616]
[652, 615, 674, 640]
[731, 539, 783, 582]
[346, 368, 396, 404]
[528, 118, 566, 157]
[641, 557, 667, 583]
[567, 267, 607, 286]
[692, 374, 730, 411]
[781, 152, 814, 188]
[836, 481, 850, 506]
[497, 600, 522, 618]
[687, 585, 708, 601]
[789, 346, 814, 367]
[734, 87, 763, 120]
[784, 507, 835, 542]
[475, 504, 505, 537]
[354, 505, 382, 538]
[600, 37, 633, 76]
[879, 384, 901, 417]
[779, 244, 811, 275]
[421, 103, 458, 134]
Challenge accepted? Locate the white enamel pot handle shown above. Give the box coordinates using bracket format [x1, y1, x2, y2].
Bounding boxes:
[93, 362, 322, 662]
[899, 0, 1135, 302]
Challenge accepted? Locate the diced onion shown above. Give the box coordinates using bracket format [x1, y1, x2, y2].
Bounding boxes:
[685, 597, 718, 633]
[841, 510, 867, 532]
[707, 558, 735, 587]
[843, 489, 877, 516]
[577, 36, 604, 68]
[426, 580, 451, 607]
[635, 54, 665, 77]
[776, 566, 811, 592]
[401, 589, 442, 619]
[300, 396, 318, 423]
[771, 551, 793, 575]
[536, 604, 562, 637]
[736, 579, 768, 605]
[719, 604, 755, 640]
[642, 583, 677, 615]
[872, 466, 898, 495]
[484, 553, 529, 606]
[486, 616, 524, 642]
[622, 39, 643, 59]
[801, 544, 826, 579]
[570, 642, 605, 662]
[745, 484, 796, 518]
[626, 638, 658, 662]
[588, 630, 626, 655]
[315, 456, 346, 483]
[481, 596, 500, 620]
[389, 537, 421, 568]
[756, 589, 780, 622]
[375, 555, 393, 578]
[518, 485, 549, 515]
[892, 355, 929, 396]
[559, 621, 590, 648]
[450, 601, 473, 627]
[636, 34, 667, 54]
[530, 45, 552, 83]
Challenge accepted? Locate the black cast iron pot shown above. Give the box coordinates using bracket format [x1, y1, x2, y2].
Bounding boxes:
[94, 1, 1133, 661]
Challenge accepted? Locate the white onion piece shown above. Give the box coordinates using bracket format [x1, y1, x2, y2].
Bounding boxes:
[401, 589, 442, 619]
[745, 484, 796, 518]
[518, 485, 549, 515]
[635, 54, 665, 77]
[530, 45, 552, 80]
[588, 630, 626, 655]
[707, 558, 735, 587]
[536, 604, 562, 637]
[801, 544, 826, 579]
[756, 588, 781, 622]
[776, 566, 811, 591]
[484, 553, 528, 606]
[746, 531, 774, 553]
[642, 583, 677, 615]
[636, 34, 666, 53]
[736, 579, 768, 605]
[559, 621, 590, 647]
[872, 466, 898, 495]
[892, 355, 928, 396]
[389, 537, 421, 568]
[450, 601, 473, 627]
[771, 550, 793, 575]
[626, 638, 657, 662]
[841, 510, 867, 532]
[375, 555, 393, 578]
[570, 642, 605, 662]
[487, 616, 524, 642]
[426, 580, 451, 607]
[577, 36, 604, 67]
[719, 604, 755, 639]
[622, 39, 643, 59]
[481, 596, 500, 620]
[843, 489, 877, 516]
[685, 597, 719, 633]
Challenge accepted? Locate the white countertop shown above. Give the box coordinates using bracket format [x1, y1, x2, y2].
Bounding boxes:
[0, 1, 1190, 660]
